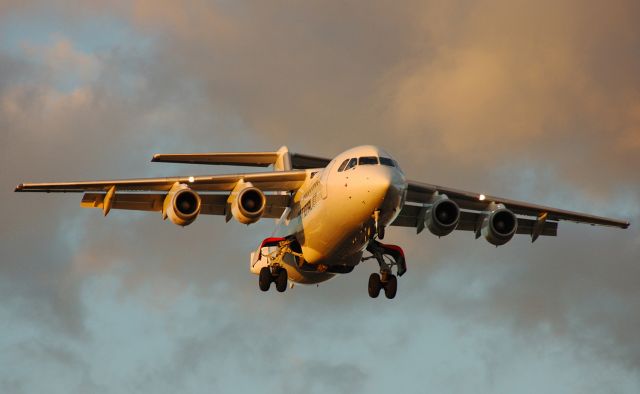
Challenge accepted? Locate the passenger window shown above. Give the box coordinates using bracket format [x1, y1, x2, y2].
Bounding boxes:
[337, 159, 350, 172]
[345, 158, 357, 170]
[379, 157, 395, 167]
[358, 156, 378, 165]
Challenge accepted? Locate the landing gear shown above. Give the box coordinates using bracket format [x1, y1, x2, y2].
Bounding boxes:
[275, 269, 288, 293]
[368, 273, 382, 298]
[259, 267, 272, 292]
[373, 209, 385, 240]
[363, 240, 406, 299]
[367, 272, 398, 299]
[258, 266, 289, 293]
[384, 273, 397, 299]
[255, 237, 303, 293]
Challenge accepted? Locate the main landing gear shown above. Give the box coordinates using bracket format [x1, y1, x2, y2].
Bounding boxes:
[363, 240, 407, 299]
[259, 266, 288, 292]
[255, 237, 303, 293]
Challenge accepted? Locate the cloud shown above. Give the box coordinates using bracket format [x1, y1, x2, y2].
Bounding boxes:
[1, 1, 640, 392]
[22, 35, 101, 84]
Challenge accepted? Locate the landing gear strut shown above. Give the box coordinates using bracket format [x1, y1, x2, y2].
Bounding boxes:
[373, 209, 385, 240]
[363, 240, 406, 299]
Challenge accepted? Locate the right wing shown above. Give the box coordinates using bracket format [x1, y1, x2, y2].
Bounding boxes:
[15, 170, 308, 218]
[15, 170, 307, 193]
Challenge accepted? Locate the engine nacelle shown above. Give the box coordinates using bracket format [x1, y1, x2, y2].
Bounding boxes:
[164, 183, 201, 226]
[426, 196, 460, 236]
[230, 185, 266, 224]
[482, 205, 518, 246]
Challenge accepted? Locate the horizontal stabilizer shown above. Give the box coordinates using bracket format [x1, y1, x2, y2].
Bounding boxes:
[151, 146, 331, 170]
[152, 152, 278, 167]
[290, 153, 331, 169]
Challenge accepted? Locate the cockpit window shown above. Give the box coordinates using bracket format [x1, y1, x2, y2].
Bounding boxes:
[337, 159, 350, 172]
[345, 158, 357, 170]
[358, 156, 378, 165]
[379, 157, 395, 167]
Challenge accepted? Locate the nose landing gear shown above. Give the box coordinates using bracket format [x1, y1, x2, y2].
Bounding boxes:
[363, 240, 406, 299]
[373, 209, 385, 239]
[367, 271, 398, 299]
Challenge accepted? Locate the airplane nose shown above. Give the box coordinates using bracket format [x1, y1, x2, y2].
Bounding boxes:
[370, 167, 392, 194]
[370, 167, 403, 202]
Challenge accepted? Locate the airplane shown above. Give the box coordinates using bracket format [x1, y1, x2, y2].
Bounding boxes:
[15, 145, 630, 299]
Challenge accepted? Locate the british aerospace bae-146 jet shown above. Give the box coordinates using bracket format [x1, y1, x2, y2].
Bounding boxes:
[15, 145, 630, 299]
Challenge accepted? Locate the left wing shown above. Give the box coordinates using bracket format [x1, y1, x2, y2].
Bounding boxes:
[393, 180, 629, 241]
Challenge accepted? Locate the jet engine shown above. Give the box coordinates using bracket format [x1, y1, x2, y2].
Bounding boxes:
[164, 183, 201, 226]
[482, 205, 518, 246]
[230, 185, 266, 224]
[426, 196, 460, 236]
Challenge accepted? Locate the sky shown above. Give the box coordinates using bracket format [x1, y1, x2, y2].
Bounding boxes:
[1, 1, 639, 393]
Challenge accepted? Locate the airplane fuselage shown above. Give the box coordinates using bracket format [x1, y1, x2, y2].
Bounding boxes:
[251, 145, 407, 284]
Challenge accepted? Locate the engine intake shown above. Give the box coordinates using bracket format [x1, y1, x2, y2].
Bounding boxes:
[164, 184, 201, 226]
[482, 205, 518, 246]
[426, 196, 460, 236]
[231, 185, 266, 224]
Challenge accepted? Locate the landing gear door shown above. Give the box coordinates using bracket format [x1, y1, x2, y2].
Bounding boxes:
[320, 159, 335, 199]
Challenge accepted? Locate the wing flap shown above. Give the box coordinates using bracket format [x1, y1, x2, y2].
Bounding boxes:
[81, 193, 291, 218]
[81, 193, 163, 211]
[454, 211, 558, 237]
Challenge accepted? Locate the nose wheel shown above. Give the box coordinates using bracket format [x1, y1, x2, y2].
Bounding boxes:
[368, 271, 397, 299]
[363, 240, 406, 299]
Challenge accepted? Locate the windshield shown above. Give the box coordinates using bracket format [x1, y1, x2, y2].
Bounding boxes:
[379, 157, 395, 167]
[358, 156, 378, 165]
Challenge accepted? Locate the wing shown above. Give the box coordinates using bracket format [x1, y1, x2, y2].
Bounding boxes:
[393, 180, 629, 241]
[15, 170, 307, 219]
[14, 171, 307, 193]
